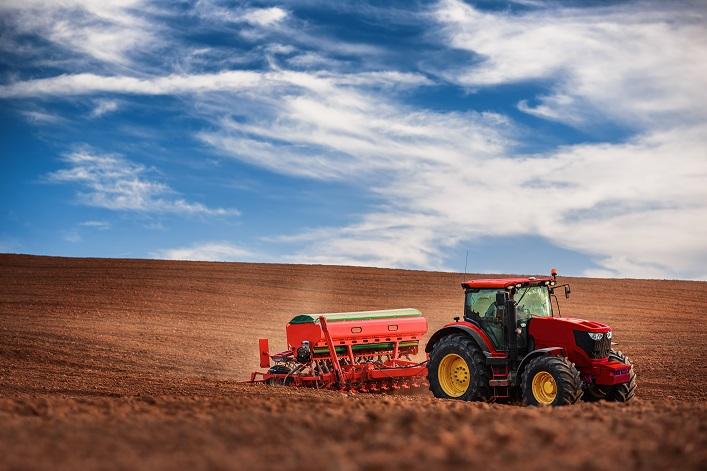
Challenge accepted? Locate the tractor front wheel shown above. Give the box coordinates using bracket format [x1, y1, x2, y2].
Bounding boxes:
[606, 351, 637, 401]
[428, 334, 489, 401]
[584, 350, 636, 402]
[522, 355, 583, 406]
[584, 351, 637, 402]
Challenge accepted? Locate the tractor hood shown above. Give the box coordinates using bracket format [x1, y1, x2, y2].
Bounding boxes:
[528, 316, 613, 363]
[529, 317, 611, 340]
[538, 317, 611, 333]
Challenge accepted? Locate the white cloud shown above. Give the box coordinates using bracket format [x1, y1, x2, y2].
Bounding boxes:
[46, 150, 238, 216]
[151, 242, 252, 261]
[63, 230, 82, 243]
[21, 109, 63, 124]
[187, 60, 706, 279]
[434, 0, 707, 128]
[90, 99, 119, 118]
[241, 7, 287, 27]
[267, 124, 707, 279]
[194, 1, 383, 59]
[79, 220, 111, 230]
[193, 2, 287, 29]
[198, 92, 507, 180]
[0, 0, 156, 65]
[287, 52, 338, 68]
[0, 69, 429, 98]
[279, 215, 453, 271]
[517, 95, 584, 125]
[0, 71, 262, 98]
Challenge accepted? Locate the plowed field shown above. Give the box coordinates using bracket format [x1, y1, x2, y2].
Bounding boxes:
[1, 254, 705, 470]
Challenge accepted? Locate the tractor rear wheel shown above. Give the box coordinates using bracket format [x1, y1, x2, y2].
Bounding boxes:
[522, 355, 583, 406]
[428, 334, 489, 401]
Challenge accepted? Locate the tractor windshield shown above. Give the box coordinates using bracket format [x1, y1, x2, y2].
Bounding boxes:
[515, 286, 552, 320]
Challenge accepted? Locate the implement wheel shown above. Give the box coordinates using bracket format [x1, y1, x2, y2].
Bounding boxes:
[522, 355, 582, 406]
[265, 365, 294, 385]
[428, 334, 489, 401]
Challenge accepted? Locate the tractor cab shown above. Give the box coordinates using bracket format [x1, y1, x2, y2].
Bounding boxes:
[462, 275, 560, 352]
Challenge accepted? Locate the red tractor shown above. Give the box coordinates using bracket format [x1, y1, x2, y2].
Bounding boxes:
[427, 269, 637, 405]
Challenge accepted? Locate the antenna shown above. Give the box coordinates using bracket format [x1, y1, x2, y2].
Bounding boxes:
[464, 249, 469, 277]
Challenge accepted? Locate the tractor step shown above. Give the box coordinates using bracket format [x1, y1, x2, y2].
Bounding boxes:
[489, 379, 510, 387]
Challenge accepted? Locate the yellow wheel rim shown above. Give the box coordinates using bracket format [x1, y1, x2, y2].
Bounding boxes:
[532, 371, 557, 405]
[438, 353, 470, 397]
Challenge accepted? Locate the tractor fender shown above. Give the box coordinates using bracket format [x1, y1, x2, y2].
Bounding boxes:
[425, 323, 492, 354]
[517, 347, 566, 377]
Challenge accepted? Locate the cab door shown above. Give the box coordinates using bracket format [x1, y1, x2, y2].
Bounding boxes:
[464, 289, 506, 350]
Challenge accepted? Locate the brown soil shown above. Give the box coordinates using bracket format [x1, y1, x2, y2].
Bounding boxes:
[1, 254, 705, 470]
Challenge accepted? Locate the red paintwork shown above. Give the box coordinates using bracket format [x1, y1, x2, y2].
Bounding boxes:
[461, 276, 554, 289]
[529, 317, 610, 365]
[250, 360, 429, 392]
[249, 315, 429, 391]
[286, 316, 427, 354]
[258, 338, 270, 368]
[590, 359, 632, 385]
[439, 320, 500, 354]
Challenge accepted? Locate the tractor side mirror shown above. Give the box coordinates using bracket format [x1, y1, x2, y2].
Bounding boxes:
[564, 285, 571, 299]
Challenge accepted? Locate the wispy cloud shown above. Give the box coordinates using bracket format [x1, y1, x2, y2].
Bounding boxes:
[46, 150, 238, 216]
[0, 71, 262, 98]
[270, 124, 707, 278]
[198, 94, 507, 181]
[0, 69, 430, 98]
[20, 109, 64, 124]
[193, 1, 383, 59]
[151, 241, 252, 261]
[79, 220, 111, 230]
[433, 0, 707, 128]
[194, 2, 288, 27]
[90, 99, 119, 118]
[0, 0, 157, 66]
[63, 230, 82, 243]
[241, 7, 287, 27]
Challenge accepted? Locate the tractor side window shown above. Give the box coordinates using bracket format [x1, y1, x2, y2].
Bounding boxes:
[465, 289, 505, 349]
[465, 289, 498, 319]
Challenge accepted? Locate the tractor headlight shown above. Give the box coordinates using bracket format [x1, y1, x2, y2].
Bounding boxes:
[588, 332, 603, 341]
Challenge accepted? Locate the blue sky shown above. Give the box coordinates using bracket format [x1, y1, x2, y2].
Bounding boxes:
[1, 0, 706, 279]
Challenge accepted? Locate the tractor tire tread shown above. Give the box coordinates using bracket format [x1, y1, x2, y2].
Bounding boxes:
[521, 355, 583, 406]
[607, 350, 637, 402]
[428, 333, 490, 401]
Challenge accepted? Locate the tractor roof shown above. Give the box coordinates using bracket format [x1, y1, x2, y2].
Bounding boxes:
[461, 276, 555, 290]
